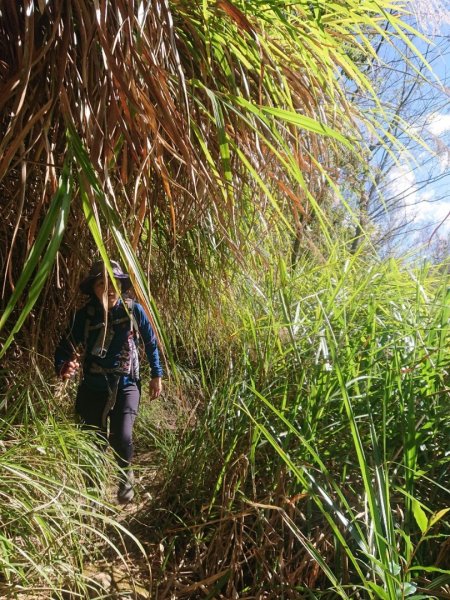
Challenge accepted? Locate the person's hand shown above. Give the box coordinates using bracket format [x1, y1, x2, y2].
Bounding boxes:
[60, 358, 80, 380]
[149, 377, 162, 399]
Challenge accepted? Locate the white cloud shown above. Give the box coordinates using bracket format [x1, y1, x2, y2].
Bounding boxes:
[422, 199, 450, 223]
[405, 195, 450, 238]
[387, 156, 450, 234]
[388, 161, 416, 200]
[426, 113, 450, 136]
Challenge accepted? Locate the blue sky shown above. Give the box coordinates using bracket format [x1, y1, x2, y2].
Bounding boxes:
[382, 8, 450, 252]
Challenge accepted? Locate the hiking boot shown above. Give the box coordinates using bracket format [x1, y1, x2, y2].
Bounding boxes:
[117, 470, 135, 504]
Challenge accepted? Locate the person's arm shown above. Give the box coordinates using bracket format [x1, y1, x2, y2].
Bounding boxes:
[54, 309, 85, 380]
[133, 303, 163, 399]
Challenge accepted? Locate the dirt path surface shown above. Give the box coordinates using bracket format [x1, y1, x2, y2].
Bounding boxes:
[84, 451, 160, 599]
[79, 397, 187, 599]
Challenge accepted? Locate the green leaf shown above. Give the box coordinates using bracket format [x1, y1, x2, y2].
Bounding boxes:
[204, 88, 233, 187]
[412, 500, 428, 534]
[0, 160, 72, 357]
[397, 529, 413, 562]
[408, 566, 450, 575]
[402, 582, 417, 597]
[388, 560, 401, 576]
[367, 582, 390, 599]
[260, 105, 355, 150]
[429, 508, 450, 528]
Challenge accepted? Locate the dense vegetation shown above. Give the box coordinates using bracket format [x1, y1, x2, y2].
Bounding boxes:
[150, 248, 450, 597]
[1, 1, 449, 598]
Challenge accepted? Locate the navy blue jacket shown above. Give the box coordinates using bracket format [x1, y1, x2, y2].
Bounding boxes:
[55, 298, 163, 390]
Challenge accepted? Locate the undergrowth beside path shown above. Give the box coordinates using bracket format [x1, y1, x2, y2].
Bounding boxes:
[1, 251, 450, 599]
[139, 251, 450, 599]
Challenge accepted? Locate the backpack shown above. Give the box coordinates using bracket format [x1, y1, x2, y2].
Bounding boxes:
[83, 298, 140, 378]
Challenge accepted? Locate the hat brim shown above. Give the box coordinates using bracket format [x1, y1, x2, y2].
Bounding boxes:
[79, 274, 132, 295]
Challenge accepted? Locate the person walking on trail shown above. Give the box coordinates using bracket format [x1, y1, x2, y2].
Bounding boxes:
[54, 260, 163, 504]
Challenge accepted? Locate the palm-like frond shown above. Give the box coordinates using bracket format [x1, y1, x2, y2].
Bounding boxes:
[0, 0, 422, 351]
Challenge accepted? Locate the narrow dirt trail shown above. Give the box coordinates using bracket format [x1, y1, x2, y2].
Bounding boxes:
[85, 450, 161, 599]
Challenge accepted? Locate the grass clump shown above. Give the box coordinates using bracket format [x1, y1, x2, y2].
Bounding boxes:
[145, 249, 450, 598]
[0, 372, 148, 599]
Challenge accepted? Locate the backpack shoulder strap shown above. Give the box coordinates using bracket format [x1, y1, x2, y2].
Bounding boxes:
[125, 298, 140, 340]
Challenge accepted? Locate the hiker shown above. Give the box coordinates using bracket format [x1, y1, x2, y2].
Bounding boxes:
[54, 260, 163, 504]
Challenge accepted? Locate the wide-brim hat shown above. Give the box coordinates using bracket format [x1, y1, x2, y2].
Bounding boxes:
[79, 260, 132, 295]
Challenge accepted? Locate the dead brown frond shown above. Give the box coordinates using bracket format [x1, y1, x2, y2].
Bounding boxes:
[1, 0, 352, 356]
[141, 454, 338, 598]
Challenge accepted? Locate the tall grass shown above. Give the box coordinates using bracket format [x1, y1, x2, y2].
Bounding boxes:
[147, 248, 450, 598]
[1, 249, 448, 598]
[0, 368, 149, 599]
